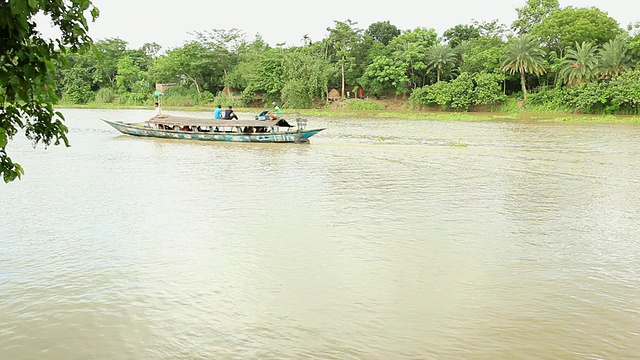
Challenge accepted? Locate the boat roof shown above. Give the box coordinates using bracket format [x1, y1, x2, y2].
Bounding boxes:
[146, 115, 288, 127]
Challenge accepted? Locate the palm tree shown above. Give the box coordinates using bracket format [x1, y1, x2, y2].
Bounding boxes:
[558, 42, 599, 85]
[501, 34, 546, 100]
[425, 44, 457, 82]
[598, 38, 631, 80]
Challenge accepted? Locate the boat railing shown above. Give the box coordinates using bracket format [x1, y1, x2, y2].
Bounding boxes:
[296, 118, 307, 130]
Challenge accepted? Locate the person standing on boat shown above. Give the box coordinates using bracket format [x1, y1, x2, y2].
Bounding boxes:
[213, 104, 222, 119]
[269, 101, 281, 120]
[154, 102, 161, 116]
[223, 106, 238, 120]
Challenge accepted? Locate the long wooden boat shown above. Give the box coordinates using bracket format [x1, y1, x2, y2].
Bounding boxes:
[103, 115, 325, 144]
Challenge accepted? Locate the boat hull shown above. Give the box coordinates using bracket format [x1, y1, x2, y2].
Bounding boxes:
[103, 120, 324, 144]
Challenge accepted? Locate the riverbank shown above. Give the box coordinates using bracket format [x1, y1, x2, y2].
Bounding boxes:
[57, 102, 640, 124]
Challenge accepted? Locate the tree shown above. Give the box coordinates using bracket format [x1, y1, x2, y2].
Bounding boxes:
[326, 20, 362, 98]
[598, 38, 631, 79]
[364, 21, 401, 46]
[93, 38, 128, 88]
[425, 44, 457, 82]
[141, 42, 162, 58]
[115, 55, 148, 94]
[280, 49, 334, 108]
[501, 34, 547, 100]
[474, 19, 509, 40]
[359, 56, 410, 96]
[61, 67, 94, 104]
[192, 28, 246, 79]
[444, 24, 481, 47]
[558, 42, 599, 85]
[458, 37, 506, 74]
[1, 0, 99, 182]
[531, 6, 623, 57]
[626, 23, 640, 65]
[152, 42, 222, 99]
[389, 27, 438, 87]
[235, 48, 285, 103]
[511, 0, 560, 35]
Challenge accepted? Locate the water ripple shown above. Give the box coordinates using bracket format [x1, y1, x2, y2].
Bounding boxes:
[1, 109, 640, 359]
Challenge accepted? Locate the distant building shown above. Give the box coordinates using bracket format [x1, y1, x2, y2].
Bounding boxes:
[155, 83, 177, 93]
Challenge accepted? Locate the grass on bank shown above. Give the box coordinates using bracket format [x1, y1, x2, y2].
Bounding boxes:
[57, 101, 640, 124]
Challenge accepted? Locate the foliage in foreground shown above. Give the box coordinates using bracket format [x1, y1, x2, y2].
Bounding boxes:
[0, 0, 99, 182]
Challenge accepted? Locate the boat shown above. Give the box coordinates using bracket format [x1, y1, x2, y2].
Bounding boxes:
[102, 114, 325, 144]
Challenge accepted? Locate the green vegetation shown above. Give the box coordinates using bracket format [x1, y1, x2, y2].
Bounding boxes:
[346, 101, 384, 110]
[44, 0, 640, 119]
[1, 0, 98, 182]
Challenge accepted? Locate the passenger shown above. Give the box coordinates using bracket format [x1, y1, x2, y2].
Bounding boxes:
[223, 106, 238, 120]
[154, 102, 162, 116]
[269, 101, 281, 120]
[213, 104, 222, 119]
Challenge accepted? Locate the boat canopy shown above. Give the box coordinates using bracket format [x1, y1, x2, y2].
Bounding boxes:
[146, 115, 292, 127]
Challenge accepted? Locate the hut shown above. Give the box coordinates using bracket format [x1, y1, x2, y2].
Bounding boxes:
[327, 88, 341, 102]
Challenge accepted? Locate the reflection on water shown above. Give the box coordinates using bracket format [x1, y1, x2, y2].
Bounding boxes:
[1, 109, 639, 359]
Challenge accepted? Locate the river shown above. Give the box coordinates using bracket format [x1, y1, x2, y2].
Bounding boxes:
[1, 108, 639, 359]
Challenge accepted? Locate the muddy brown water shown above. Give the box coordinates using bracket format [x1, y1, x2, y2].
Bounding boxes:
[1, 109, 639, 359]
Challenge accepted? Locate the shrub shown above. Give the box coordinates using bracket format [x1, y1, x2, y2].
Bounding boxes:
[562, 82, 611, 114]
[414, 75, 475, 111]
[62, 83, 93, 104]
[473, 72, 506, 106]
[213, 91, 243, 108]
[526, 87, 569, 112]
[346, 100, 383, 110]
[281, 79, 315, 109]
[94, 87, 116, 103]
[609, 70, 640, 114]
[447, 73, 475, 110]
[117, 92, 147, 106]
[408, 86, 429, 107]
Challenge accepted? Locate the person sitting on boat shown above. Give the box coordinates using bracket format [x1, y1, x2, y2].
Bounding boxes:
[223, 106, 238, 120]
[268, 102, 281, 120]
[213, 105, 222, 119]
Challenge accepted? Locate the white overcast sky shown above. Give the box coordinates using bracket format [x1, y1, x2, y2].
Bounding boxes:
[39, 0, 640, 51]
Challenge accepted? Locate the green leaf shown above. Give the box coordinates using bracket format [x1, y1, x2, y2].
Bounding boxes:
[0, 128, 7, 148]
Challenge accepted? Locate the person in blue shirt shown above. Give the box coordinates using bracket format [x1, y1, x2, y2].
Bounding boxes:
[213, 105, 222, 119]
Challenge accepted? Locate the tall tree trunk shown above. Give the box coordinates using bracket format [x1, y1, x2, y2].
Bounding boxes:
[520, 71, 527, 100]
[341, 61, 345, 99]
[188, 74, 201, 100]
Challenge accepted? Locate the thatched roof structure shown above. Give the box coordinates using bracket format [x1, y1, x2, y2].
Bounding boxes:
[328, 88, 341, 101]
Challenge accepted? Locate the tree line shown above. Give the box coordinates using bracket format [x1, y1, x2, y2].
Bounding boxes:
[56, 0, 640, 114]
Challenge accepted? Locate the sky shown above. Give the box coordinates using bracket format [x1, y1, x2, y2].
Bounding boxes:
[38, 0, 639, 52]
